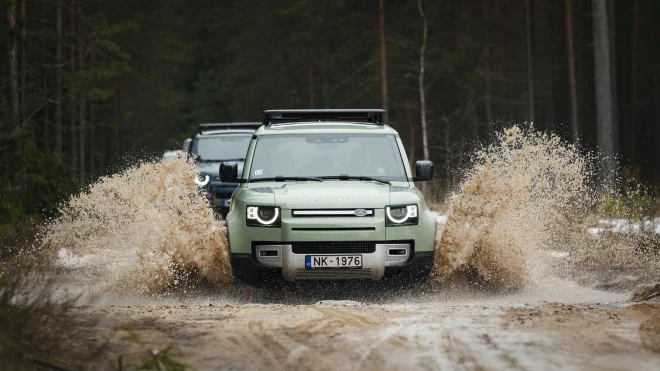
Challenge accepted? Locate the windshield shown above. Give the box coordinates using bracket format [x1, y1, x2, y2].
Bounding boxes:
[192, 135, 251, 161]
[249, 134, 408, 181]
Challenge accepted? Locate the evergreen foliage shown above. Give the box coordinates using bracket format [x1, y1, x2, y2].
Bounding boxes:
[1, 0, 659, 235]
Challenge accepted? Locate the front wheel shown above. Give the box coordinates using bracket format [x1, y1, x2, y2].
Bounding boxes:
[231, 253, 281, 287]
[383, 251, 434, 283]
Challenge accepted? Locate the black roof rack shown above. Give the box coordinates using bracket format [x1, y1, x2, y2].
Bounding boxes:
[263, 109, 385, 126]
[198, 122, 262, 133]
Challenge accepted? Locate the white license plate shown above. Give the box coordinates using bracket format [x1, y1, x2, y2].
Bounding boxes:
[305, 255, 362, 269]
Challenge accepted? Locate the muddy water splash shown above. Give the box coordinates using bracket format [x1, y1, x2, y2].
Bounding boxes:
[433, 126, 597, 287]
[42, 156, 231, 294]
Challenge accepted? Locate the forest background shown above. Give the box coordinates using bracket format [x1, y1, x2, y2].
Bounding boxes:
[1, 0, 659, 237]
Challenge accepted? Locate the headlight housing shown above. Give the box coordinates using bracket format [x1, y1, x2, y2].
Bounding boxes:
[385, 205, 418, 226]
[246, 206, 281, 227]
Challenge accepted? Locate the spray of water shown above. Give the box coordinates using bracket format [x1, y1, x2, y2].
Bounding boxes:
[433, 126, 597, 287]
[42, 156, 231, 295]
[31, 126, 658, 297]
[433, 125, 660, 290]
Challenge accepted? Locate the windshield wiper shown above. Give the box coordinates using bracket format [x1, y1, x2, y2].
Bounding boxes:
[319, 175, 391, 185]
[250, 176, 324, 183]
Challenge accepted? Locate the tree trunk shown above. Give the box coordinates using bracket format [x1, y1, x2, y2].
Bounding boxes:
[114, 85, 121, 164]
[69, 0, 77, 180]
[607, 0, 618, 157]
[280, 31, 289, 107]
[417, 0, 430, 198]
[88, 49, 96, 176]
[19, 0, 26, 119]
[321, 59, 330, 108]
[378, 0, 389, 123]
[308, 67, 315, 108]
[459, 0, 478, 138]
[88, 101, 95, 177]
[6, 1, 19, 116]
[78, 5, 85, 183]
[592, 0, 616, 183]
[445, 120, 451, 193]
[417, 0, 429, 162]
[525, 0, 535, 123]
[565, 0, 579, 140]
[630, 0, 639, 167]
[482, 0, 492, 125]
[56, 1, 63, 156]
[78, 100, 85, 183]
[43, 41, 49, 150]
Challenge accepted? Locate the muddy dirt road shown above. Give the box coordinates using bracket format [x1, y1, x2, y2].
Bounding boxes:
[70, 280, 660, 371]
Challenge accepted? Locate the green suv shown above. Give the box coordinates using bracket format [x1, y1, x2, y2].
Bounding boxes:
[220, 109, 436, 282]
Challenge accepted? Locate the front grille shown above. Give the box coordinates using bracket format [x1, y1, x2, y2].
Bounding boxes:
[292, 209, 374, 217]
[291, 227, 375, 231]
[291, 241, 376, 254]
[295, 268, 372, 280]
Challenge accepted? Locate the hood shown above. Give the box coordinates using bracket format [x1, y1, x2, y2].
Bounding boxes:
[196, 161, 244, 178]
[255, 181, 392, 209]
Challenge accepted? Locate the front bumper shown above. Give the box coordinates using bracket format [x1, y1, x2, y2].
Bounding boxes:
[226, 206, 437, 282]
[232, 241, 432, 281]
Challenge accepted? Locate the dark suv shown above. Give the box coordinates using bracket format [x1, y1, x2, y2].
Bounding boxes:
[184, 122, 262, 214]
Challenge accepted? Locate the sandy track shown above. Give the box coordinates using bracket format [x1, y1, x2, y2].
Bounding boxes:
[72, 285, 660, 371]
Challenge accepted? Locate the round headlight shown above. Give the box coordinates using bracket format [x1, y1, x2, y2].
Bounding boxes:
[247, 206, 280, 226]
[258, 207, 276, 220]
[386, 205, 417, 225]
[389, 206, 407, 219]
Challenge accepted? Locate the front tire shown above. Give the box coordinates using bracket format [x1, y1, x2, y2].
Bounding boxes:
[231, 253, 280, 286]
[383, 251, 434, 283]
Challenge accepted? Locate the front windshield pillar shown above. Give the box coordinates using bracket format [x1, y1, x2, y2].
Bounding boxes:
[395, 136, 414, 182]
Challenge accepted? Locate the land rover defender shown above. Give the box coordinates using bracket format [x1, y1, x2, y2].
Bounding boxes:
[221, 110, 436, 281]
[184, 122, 261, 214]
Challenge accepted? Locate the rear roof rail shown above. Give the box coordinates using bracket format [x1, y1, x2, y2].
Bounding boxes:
[263, 109, 385, 126]
[198, 122, 262, 133]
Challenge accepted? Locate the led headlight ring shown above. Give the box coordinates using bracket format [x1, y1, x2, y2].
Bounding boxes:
[194, 174, 210, 186]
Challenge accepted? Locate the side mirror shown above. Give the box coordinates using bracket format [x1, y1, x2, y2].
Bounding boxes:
[220, 162, 239, 183]
[182, 138, 192, 153]
[414, 160, 433, 181]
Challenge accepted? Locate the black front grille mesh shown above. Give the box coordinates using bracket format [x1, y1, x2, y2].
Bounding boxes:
[291, 241, 376, 254]
[295, 268, 372, 279]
